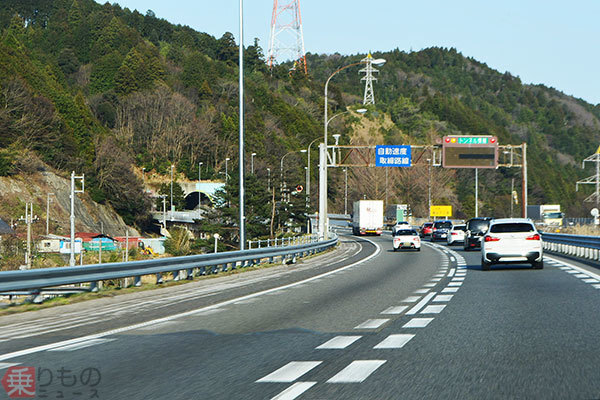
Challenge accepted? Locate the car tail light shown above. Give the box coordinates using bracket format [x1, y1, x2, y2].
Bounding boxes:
[451, 232, 458, 235]
[526, 234, 541, 241]
[413, 237, 420, 242]
[484, 236, 500, 242]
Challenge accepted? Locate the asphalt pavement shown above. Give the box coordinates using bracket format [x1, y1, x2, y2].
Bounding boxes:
[1, 235, 600, 399]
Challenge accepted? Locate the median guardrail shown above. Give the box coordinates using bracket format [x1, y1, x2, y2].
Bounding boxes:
[541, 232, 600, 261]
[0, 234, 338, 294]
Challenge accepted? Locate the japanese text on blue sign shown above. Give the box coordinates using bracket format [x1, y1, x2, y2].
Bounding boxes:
[375, 145, 412, 167]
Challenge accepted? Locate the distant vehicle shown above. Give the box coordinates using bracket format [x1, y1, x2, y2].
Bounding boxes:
[447, 224, 467, 245]
[420, 222, 433, 238]
[392, 228, 421, 251]
[385, 204, 409, 227]
[481, 218, 543, 270]
[431, 220, 453, 241]
[464, 217, 493, 250]
[392, 221, 411, 234]
[527, 204, 564, 226]
[352, 200, 384, 235]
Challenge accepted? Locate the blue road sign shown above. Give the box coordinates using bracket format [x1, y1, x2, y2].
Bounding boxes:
[375, 145, 412, 167]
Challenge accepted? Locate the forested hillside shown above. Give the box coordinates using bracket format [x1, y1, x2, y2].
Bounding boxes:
[0, 0, 597, 239]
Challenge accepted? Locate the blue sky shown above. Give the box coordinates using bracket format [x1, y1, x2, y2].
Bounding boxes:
[110, 1, 600, 105]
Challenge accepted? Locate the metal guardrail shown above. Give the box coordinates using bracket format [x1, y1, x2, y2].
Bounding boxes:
[247, 234, 318, 249]
[0, 234, 338, 294]
[542, 232, 600, 261]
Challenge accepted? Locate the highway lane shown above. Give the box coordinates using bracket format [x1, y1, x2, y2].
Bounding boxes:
[2, 236, 600, 399]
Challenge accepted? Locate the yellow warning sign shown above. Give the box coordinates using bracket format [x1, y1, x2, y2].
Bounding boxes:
[430, 205, 453, 217]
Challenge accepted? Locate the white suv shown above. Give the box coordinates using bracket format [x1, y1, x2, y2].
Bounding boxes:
[481, 218, 543, 271]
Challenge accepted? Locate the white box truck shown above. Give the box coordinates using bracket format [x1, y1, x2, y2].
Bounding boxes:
[352, 200, 384, 235]
[527, 204, 563, 226]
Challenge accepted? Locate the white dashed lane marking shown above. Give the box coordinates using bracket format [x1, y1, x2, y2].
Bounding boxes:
[317, 336, 362, 350]
[424, 283, 437, 288]
[421, 305, 446, 314]
[583, 279, 600, 283]
[574, 274, 590, 278]
[402, 296, 421, 303]
[447, 268, 456, 277]
[354, 319, 389, 330]
[407, 293, 436, 315]
[451, 277, 465, 281]
[374, 334, 415, 349]
[271, 382, 316, 400]
[442, 287, 459, 293]
[256, 361, 322, 383]
[414, 289, 430, 294]
[327, 360, 387, 383]
[433, 294, 453, 302]
[402, 318, 434, 328]
[448, 282, 463, 287]
[593, 284, 600, 289]
[381, 306, 409, 315]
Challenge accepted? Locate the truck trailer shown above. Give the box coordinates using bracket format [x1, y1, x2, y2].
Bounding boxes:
[352, 200, 384, 235]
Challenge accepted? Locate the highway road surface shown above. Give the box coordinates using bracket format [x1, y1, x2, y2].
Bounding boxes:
[1, 234, 600, 399]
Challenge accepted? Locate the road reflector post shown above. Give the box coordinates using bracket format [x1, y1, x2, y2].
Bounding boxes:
[156, 273, 163, 284]
[134, 276, 142, 287]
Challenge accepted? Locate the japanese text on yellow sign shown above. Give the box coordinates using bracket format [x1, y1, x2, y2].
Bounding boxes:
[430, 205, 452, 217]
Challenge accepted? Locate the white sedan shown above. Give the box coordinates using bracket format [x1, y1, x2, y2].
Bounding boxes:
[447, 224, 466, 245]
[393, 229, 421, 251]
[481, 218, 543, 270]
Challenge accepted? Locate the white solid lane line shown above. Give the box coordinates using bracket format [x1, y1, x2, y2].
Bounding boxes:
[421, 305, 446, 314]
[0, 238, 382, 363]
[354, 319, 389, 330]
[374, 334, 415, 349]
[402, 318, 434, 328]
[0, 363, 20, 370]
[316, 336, 362, 350]
[257, 361, 322, 383]
[381, 306, 409, 315]
[327, 360, 387, 383]
[271, 382, 317, 400]
[407, 292, 436, 315]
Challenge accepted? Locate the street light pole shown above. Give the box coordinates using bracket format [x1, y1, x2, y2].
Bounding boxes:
[344, 168, 348, 215]
[199, 162, 203, 182]
[238, 0, 246, 250]
[427, 158, 432, 219]
[320, 60, 383, 239]
[251, 152, 256, 174]
[170, 164, 174, 212]
[267, 168, 271, 192]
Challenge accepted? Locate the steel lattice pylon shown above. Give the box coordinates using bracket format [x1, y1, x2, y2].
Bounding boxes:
[576, 146, 600, 206]
[359, 53, 379, 105]
[267, 0, 307, 73]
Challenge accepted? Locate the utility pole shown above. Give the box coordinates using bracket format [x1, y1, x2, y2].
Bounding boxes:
[46, 192, 54, 235]
[344, 168, 348, 215]
[475, 168, 479, 218]
[20, 203, 37, 269]
[70, 171, 84, 267]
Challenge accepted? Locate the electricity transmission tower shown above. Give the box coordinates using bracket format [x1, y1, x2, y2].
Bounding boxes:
[576, 146, 600, 206]
[359, 53, 380, 105]
[267, 0, 307, 73]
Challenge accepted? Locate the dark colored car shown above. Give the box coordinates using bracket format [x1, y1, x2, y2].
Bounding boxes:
[431, 220, 453, 241]
[420, 222, 433, 238]
[463, 217, 493, 250]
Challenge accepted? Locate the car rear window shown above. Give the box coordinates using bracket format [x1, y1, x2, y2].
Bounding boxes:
[454, 225, 467, 231]
[423, 223, 433, 227]
[434, 221, 452, 229]
[467, 219, 490, 233]
[394, 229, 417, 236]
[489, 223, 535, 233]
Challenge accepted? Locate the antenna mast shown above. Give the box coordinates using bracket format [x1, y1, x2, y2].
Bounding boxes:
[268, 0, 308, 73]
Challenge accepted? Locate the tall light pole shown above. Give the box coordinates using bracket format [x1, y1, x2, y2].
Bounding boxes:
[251, 152, 257, 174]
[427, 158, 432, 219]
[225, 157, 230, 181]
[344, 168, 348, 215]
[280, 149, 306, 202]
[475, 168, 479, 218]
[267, 168, 271, 192]
[238, 0, 246, 250]
[198, 162, 203, 182]
[321, 60, 384, 239]
[170, 164, 174, 212]
[70, 171, 84, 267]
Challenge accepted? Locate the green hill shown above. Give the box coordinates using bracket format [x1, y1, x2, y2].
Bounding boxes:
[0, 0, 596, 237]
